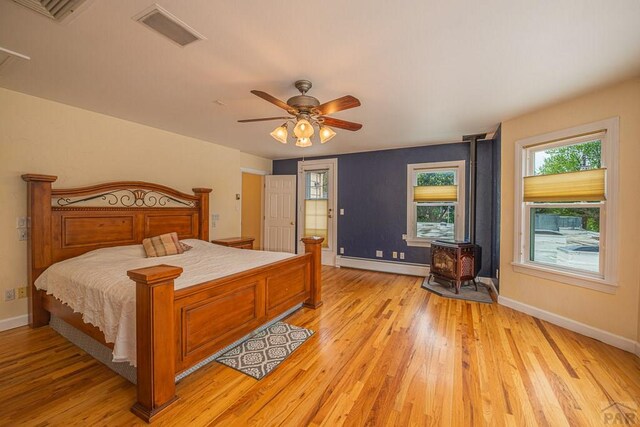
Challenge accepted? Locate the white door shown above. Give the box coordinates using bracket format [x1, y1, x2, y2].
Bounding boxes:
[297, 158, 338, 265]
[263, 175, 296, 253]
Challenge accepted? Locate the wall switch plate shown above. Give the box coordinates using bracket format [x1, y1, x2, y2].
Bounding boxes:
[18, 229, 28, 241]
[339, 208, 344, 215]
[16, 216, 27, 228]
[17, 287, 27, 299]
[400, 252, 405, 260]
[392, 251, 398, 259]
[376, 250, 383, 258]
[4, 288, 15, 302]
[496, 269, 499, 279]
[339, 247, 344, 254]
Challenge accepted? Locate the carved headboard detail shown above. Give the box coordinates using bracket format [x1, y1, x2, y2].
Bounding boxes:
[22, 174, 212, 282]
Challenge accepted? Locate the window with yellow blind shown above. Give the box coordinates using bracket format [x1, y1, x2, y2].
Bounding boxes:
[405, 160, 466, 247]
[513, 117, 619, 291]
[304, 170, 329, 248]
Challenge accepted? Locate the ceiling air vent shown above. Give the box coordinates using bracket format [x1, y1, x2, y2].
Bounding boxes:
[134, 4, 206, 47]
[11, 0, 87, 21]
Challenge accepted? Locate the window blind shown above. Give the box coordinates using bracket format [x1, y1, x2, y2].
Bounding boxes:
[523, 168, 606, 202]
[304, 199, 328, 248]
[413, 185, 458, 202]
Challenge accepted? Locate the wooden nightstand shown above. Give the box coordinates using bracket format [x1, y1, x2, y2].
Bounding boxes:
[211, 237, 255, 250]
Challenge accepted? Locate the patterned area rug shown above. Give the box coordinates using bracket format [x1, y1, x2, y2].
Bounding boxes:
[421, 277, 494, 304]
[215, 321, 314, 380]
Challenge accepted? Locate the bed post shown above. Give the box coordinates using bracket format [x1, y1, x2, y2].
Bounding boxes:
[22, 174, 57, 327]
[127, 264, 183, 423]
[302, 237, 324, 309]
[192, 187, 212, 241]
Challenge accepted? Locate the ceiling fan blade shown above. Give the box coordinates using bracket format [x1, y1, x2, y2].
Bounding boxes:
[315, 95, 361, 115]
[251, 90, 298, 114]
[321, 117, 363, 131]
[238, 116, 292, 123]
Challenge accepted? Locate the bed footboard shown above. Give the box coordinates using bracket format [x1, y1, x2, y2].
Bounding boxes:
[127, 237, 323, 423]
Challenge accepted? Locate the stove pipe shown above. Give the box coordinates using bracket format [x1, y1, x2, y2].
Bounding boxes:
[463, 133, 486, 245]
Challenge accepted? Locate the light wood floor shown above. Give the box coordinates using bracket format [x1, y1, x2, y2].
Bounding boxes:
[1, 267, 639, 426]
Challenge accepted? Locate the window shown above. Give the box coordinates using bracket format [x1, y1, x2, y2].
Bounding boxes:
[405, 160, 466, 247]
[304, 170, 329, 248]
[513, 117, 619, 292]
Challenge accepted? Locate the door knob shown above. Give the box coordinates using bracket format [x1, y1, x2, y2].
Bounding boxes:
[290, 221, 294, 225]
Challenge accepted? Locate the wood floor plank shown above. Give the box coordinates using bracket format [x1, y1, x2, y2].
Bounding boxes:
[1, 266, 639, 426]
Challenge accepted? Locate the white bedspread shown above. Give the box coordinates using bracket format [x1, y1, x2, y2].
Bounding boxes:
[35, 239, 294, 366]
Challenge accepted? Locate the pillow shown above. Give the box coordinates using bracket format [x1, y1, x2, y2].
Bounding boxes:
[180, 242, 192, 252]
[142, 232, 185, 258]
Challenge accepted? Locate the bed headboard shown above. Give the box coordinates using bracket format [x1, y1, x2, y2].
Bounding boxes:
[22, 174, 212, 281]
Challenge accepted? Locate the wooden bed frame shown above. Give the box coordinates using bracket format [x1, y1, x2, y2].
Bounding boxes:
[22, 174, 323, 423]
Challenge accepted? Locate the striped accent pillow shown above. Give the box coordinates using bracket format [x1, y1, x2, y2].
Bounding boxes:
[142, 232, 185, 257]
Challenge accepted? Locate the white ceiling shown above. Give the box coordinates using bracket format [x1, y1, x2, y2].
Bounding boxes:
[1, 0, 639, 159]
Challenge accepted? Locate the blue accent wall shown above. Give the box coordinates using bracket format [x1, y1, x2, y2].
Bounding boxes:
[273, 139, 500, 277]
[491, 125, 502, 286]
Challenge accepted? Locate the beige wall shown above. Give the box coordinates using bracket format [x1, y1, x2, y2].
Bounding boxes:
[0, 88, 271, 322]
[500, 77, 640, 343]
[241, 172, 264, 249]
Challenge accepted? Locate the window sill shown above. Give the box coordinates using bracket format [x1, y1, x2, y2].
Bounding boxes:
[404, 237, 433, 247]
[510, 261, 618, 294]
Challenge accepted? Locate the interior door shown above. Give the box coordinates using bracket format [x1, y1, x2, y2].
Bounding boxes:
[263, 175, 296, 253]
[297, 159, 337, 265]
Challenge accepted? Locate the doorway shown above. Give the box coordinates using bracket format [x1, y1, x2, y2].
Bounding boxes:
[241, 171, 264, 249]
[297, 158, 338, 265]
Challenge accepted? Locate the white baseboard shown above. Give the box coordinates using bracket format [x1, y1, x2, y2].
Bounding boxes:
[498, 296, 639, 356]
[0, 314, 28, 332]
[336, 256, 429, 277]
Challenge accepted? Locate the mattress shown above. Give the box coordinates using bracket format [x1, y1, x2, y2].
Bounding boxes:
[34, 239, 294, 366]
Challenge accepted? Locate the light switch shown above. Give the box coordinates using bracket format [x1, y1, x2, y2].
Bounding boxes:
[339, 208, 344, 215]
[16, 217, 27, 228]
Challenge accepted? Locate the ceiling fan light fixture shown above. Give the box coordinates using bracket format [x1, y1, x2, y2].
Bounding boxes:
[270, 123, 288, 144]
[319, 126, 336, 144]
[293, 118, 314, 138]
[295, 137, 312, 148]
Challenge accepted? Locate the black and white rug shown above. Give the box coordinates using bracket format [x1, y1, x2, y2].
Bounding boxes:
[215, 321, 314, 380]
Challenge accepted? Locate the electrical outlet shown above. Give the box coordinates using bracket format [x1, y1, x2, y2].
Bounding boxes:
[4, 288, 16, 302]
[376, 250, 383, 258]
[17, 287, 27, 299]
[392, 251, 398, 259]
[16, 216, 27, 228]
[339, 247, 344, 254]
[400, 252, 405, 260]
[18, 229, 28, 241]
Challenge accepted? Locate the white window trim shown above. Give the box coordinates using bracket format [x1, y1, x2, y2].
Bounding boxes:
[405, 160, 466, 247]
[512, 117, 619, 293]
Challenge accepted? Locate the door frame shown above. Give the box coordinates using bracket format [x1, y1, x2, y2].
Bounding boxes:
[240, 167, 268, 250]
[297, 158, 338, 266]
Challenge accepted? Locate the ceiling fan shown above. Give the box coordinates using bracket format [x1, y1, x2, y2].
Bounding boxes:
[238, 80, 362, 147]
